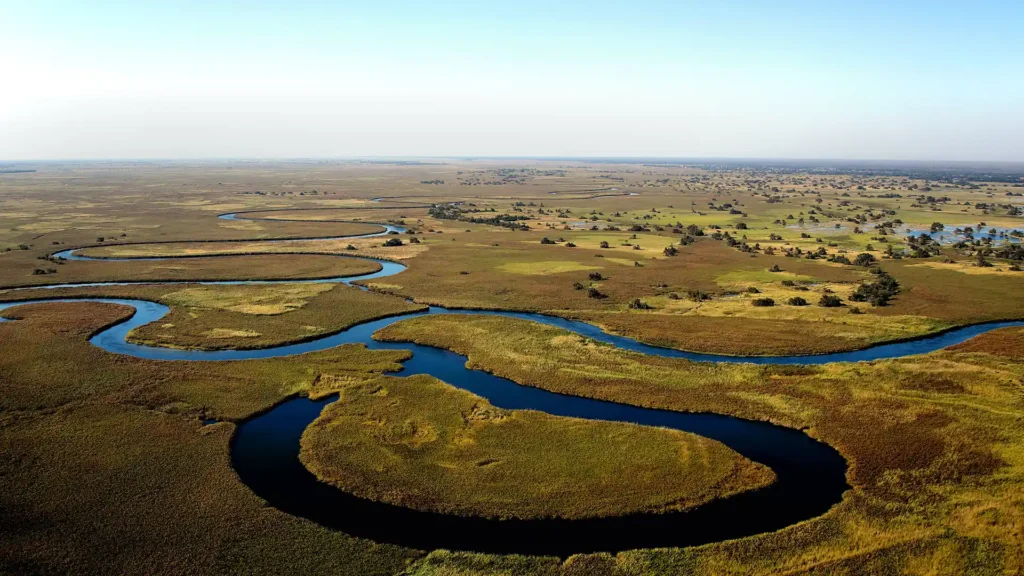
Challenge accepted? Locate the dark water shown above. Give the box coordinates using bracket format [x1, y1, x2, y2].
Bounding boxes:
[3, 212, 1020, 555]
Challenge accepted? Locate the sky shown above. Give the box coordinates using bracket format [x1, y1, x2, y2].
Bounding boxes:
[1, 1, 1022, 161]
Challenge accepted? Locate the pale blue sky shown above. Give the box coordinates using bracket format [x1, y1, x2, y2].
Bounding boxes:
[1, 1, 1022, 160]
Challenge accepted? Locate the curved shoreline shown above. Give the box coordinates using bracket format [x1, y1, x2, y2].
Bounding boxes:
[0, 293, 850, 556]
[1, 204, 1020, 556]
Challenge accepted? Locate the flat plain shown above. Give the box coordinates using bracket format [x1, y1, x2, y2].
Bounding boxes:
[1, 159, 1022, 574]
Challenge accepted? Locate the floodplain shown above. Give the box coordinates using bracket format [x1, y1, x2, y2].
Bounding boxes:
[1, 159, 1023, 574]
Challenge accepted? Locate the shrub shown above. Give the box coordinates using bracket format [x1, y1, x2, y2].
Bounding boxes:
[751, 297, 775, 307]
[850, 271, 899, 306]
[345, 244, 357, 250]
[565, 242, 576, 247]
[586, 287, 606, 299]
[787, 296, 808, 306]
[540, 237, 556, 245]
[686, 289, 711, 302]
[572, 282, 585, 290]
[409, 237, 421, 244]
[627, 298, 651, 310]
[746, 286, 760, 293]
[853, 253, 876, 267]
[599, 241, 610, 249]
[588, 272, 603, 281]
[383, 238, 404, 247]
[818, 294, 843, 307]
[769, 264, 782, 272]
[663, 245, 678, 256]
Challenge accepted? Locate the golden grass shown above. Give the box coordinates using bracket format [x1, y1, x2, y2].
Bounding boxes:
[496, 260, 601, 275]
[162, 283, 335, 315]
[300, 375, 772, 520]
[377, 314, 1024, 574]
[82, 234, 431, 261]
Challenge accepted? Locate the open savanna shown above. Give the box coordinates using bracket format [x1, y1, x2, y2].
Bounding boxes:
[356, 225, 1021, 355]
[1, 281, 425, 351]
[376, 314, 1024, 575]
[1, 159, 1022, 575]
[300, 374, 771, 520]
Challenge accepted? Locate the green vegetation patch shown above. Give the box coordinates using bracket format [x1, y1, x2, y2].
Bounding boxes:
[162, 282, 335, 315]
[497, 260, 601, 276]
[300, 374, 772, 520]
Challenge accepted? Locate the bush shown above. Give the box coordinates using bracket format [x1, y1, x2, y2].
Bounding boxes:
[383, 238, 404, 247]
[686, 289, 711, 302]
[787, 296, 808, 306]
[588, 272, 603, 281]
[586, 287, 606, 299]
[540, 237, 556, 245]
[565, 242, 576, 247]
[769, 264, 782, 272]
[853, 253, 876, 266]
[751, 297, 775, 307]
[849, 271, 899, 306]
[627, 298, 651, 310]
[818, 294, 843, 307]
[746, 286, 760, 294]
[409, 237, 421, 244]
[663, 245, 678, 256]
[572, 282, 585, 290]
[599, 241, 610, 249]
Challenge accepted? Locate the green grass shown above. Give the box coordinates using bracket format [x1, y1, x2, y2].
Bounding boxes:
[2, 282, 427, 351]
[376, 313, 1024, 574]
[300, 374, 772, 520]
[1, 160, 1023, 574]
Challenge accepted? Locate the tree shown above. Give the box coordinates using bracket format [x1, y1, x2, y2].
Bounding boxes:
[853, 253, 876, 267]
[850, 271, 900, 306]
[818, 294, 843, 307]
[627, 298, 651, 310]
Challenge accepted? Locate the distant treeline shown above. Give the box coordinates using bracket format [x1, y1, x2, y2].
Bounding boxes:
[0, 169, 36, 174]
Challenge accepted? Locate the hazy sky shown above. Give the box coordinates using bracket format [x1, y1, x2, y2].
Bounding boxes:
[2, 1, 1022, 161]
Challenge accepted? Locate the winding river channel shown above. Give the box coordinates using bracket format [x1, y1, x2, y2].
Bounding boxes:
[2, 210, 1021, 556]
